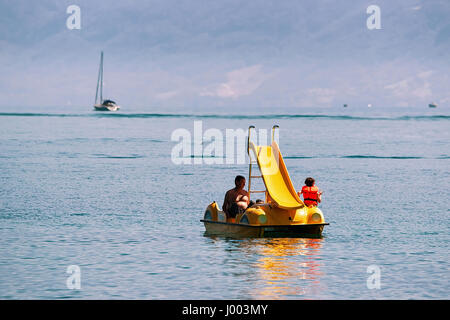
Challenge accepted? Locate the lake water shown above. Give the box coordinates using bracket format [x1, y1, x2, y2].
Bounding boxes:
[0, 105, 449, 299]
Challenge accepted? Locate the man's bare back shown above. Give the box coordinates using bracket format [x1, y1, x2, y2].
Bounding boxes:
[223, 188, 249, 212]
[222, 176, 249, 216]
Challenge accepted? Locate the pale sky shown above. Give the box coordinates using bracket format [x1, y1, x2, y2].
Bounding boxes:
[0, 0, 449, 109]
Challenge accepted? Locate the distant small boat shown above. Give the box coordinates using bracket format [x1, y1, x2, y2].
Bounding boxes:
[343, 104, 348, 108]
[428, 103, 437, 108]
[95, 100, 120, 111]
[368, 103, 372, 108]
[93, 51, 120, 111]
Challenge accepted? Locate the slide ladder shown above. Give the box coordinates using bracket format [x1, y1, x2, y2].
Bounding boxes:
[247, 126, 304, 210]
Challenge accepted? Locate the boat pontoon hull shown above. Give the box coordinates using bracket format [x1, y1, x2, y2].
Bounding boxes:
[201, 201, 329, 239]
[201, 219, 328, 238]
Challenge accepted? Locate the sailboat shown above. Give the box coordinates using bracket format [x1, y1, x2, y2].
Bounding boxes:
[93, 51, 120, 111]
[428, 102, 437, 108]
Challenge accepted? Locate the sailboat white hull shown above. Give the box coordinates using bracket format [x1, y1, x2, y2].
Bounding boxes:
[94, 104, 120, 111]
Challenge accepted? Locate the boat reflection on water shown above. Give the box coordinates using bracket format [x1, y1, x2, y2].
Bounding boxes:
[250, 238, 324, 299]
[205, 236, 324, 299]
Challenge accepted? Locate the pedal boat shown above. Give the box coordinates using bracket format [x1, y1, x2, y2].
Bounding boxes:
[201, 201, 328, 238]
[201, 125, 329, 238]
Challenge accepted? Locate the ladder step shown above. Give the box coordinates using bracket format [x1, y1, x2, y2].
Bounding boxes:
[250, 175, 262, 178]
[250, 190, 266, 193]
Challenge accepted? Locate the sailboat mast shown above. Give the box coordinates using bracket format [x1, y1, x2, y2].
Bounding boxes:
[94, 51, 103, 105]
[100, 51, 104, 103]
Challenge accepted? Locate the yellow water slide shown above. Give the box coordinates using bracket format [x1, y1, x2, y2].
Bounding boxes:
[248, 139, 305, 210]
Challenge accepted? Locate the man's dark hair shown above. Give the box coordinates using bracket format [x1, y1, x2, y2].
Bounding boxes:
[305, 177, 315, 187]
[235, 175, 245, 186]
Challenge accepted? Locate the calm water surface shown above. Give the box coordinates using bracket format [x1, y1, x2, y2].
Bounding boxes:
[0, 106, 449, 299]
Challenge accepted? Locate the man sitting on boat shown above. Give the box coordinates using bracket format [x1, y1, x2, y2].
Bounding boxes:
[222, 175, 249, 218]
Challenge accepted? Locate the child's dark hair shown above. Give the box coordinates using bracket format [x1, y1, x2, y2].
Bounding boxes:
[304, 177, 315, 187]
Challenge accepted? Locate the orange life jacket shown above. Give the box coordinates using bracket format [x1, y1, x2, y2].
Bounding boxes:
[302, 185, 319, 206]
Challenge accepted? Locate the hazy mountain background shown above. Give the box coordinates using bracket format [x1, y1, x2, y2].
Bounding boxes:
[0, 0, 449, 109]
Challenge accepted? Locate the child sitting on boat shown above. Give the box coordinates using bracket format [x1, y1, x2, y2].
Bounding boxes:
[298, 177, 322, 207]
[249, 199, 264, 208]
